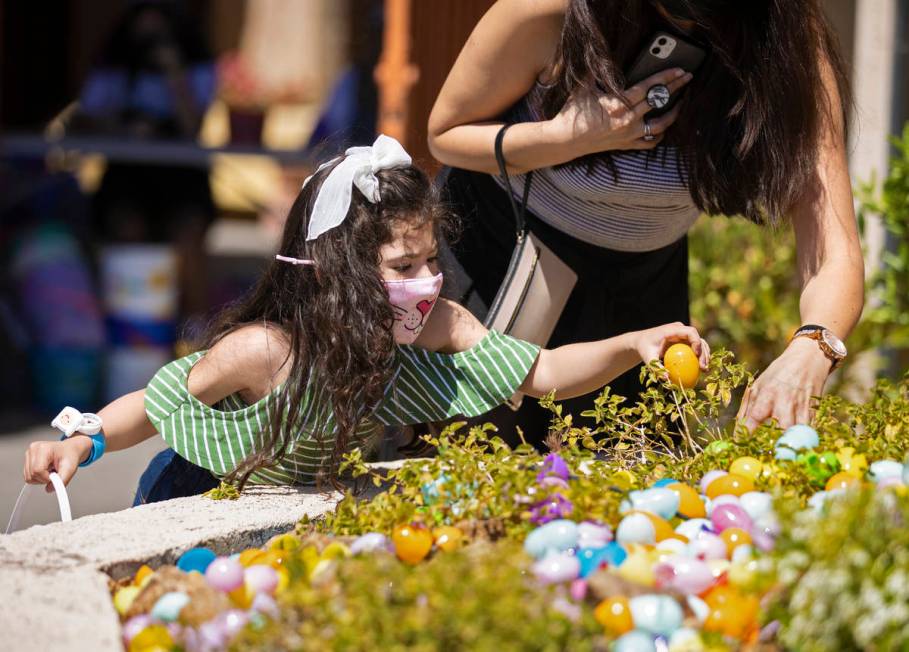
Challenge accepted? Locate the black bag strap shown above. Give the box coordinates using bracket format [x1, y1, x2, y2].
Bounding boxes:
[494, 124, 533, 242]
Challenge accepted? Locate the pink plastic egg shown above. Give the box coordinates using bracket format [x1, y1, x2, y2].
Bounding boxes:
[217, 609, 249, 639]
[122, 614, 152, 645]
[700, 470, 727, 494]
[244, 564, 279, 596]
[688, 533, 728, 561]
[710, 504, 753, 533]
[205, 557, 245, 592]
[654, 555, 716, 595]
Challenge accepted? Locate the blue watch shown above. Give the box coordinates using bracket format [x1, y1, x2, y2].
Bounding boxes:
[60, 432, 106, 467]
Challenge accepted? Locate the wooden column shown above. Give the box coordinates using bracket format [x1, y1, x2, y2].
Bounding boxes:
[375, 0, 419, 143]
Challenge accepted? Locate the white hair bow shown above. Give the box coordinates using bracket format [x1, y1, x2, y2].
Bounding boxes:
[302, 134, 412, 242]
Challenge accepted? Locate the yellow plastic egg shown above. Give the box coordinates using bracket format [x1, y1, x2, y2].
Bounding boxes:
[114, 586, 141, 616]
[275, 567, 290, 594]
[667, 482, 706, 519]
[836, 448, 869, 479]
[615, 549, 657, 587]
[594, 596, 634, 636]
[706, 473, 754, 498]
[727, 559, 760, 591]
[238, 548, 265, 567]
[320, 542, 351, 561]
[610, 470, 638, 491]
[663, 343, 700, 389]
[432, 526, 465, 552]
[728, 457, 762, 482]
[228, 585, 254, 609]
[268, 533, 300, 551]
[128, 625, 173, 652]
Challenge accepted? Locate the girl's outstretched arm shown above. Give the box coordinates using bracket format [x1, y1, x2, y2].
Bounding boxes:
[521, 322, 710, 400]
[23, 324, 288, 492]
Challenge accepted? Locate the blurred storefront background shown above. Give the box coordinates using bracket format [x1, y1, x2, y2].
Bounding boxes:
[0, 1, 906, 524]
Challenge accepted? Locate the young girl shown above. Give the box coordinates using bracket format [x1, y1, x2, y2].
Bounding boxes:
[23, 135, 709, 502]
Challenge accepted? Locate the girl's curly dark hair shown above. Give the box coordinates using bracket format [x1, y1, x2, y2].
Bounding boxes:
[206, 163, 455, 489]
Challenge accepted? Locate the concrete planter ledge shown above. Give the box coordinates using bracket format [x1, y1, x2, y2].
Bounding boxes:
[0, 486, 345, 652]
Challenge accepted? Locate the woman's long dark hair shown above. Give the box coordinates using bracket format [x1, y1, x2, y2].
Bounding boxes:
[542, 0, 851, 225]
[208, 164, 452, 489]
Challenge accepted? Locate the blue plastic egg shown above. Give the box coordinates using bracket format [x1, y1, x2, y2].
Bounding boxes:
[628, 488, 680, 520]
[151, 591, 190, 622]
[870, 460, 904, 484]
[614, 630, 657, 652]
[630, 594, 684, 637]
[652, 478, 679, 488]
[523, 519, 579, 559]
[176, 547, 216, 574]
[774, 447, 798, 461]
[421, 473, 448, 505]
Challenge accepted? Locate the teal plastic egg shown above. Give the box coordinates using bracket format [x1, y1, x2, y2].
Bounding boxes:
[674, 518, 710, 541]
[176, 547, 216, 574]
[628, 488, 680, 520]
[776, 424, 819, 451]
[629, 594, 684, 637]
[523, 519, 579, 559]
[151, 591, 190, 622]
[614, 630, 657, 652]
[870, 460, 904, 484]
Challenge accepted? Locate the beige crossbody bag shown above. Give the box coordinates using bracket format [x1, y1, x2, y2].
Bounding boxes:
[485, 125, 578, 409]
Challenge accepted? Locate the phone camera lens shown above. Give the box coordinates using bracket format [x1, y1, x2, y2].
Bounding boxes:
[651, 47, 661, 55]
[658, 38, 668, 45]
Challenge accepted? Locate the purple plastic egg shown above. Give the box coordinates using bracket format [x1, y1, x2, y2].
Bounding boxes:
[198, 620, 227, 649]
[122, 614, 152, 645]
[350, 532, 390, 554]
[710, 504, 753, 533]
[205, 556, 245, 592]
[699, 470, 727, 494]
[244, 564, 279, 596]
[532, 552, 581, 584]
[654, 555, 716, 595]
[578, 521, 613, 548]
[251, 592, 279, 618]
[218, 609, 249, 639]
[687, 533, 727, 561]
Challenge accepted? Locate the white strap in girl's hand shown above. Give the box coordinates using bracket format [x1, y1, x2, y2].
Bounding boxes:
[5, 472, 72, 534]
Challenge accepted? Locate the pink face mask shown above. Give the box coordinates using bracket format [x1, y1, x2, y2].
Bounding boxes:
[385, 273, 443, 344]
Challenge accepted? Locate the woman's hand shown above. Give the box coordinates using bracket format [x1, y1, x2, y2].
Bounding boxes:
[634, 321, 710, 369]
[736, 337, 831, 431]
[548, 68, 693, 156]
[23, 437, 92, 492]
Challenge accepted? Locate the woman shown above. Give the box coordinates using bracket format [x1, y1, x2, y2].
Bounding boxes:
[428, 0, 864, 441]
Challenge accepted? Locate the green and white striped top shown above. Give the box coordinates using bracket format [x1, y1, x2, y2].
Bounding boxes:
[144, 330, 540, 485]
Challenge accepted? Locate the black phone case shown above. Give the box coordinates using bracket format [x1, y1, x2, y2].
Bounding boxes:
[626, 31, 706, 118]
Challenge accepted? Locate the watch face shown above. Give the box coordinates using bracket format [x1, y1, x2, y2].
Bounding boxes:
[821, 330, 847, 357]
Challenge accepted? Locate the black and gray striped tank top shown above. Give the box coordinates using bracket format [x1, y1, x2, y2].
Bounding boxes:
[495, 84, 701, 252]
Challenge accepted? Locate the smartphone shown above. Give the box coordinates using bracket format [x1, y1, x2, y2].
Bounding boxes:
[626, 31, 707, 118]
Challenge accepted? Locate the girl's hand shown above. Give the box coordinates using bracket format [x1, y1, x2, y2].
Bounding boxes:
[548, 68, 693, 157]
[736, 337, 830, 431]
[23, 437, 92, 493]
[633, 321, 710, 370]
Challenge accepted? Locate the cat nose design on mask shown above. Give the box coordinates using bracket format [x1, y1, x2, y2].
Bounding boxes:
[386, 273, 444, 344]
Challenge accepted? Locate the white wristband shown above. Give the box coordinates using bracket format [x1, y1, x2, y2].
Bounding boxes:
[51, 407, 103, 438]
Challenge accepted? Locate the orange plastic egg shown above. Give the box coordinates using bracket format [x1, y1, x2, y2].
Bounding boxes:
[667, 482, 706, 518]
[133, 564, 154, 587]
[432, 526, 465, 552]
[706, 473, 754, 499]
[826, 472, 861, 492]
[392, 523, 434, 564]
[594, 596, 634, 636]
[720, 527, 752, 555]
[703, 593, 759, 639]
[238, 549, 265, 567]
[663, 343, 700, 389]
